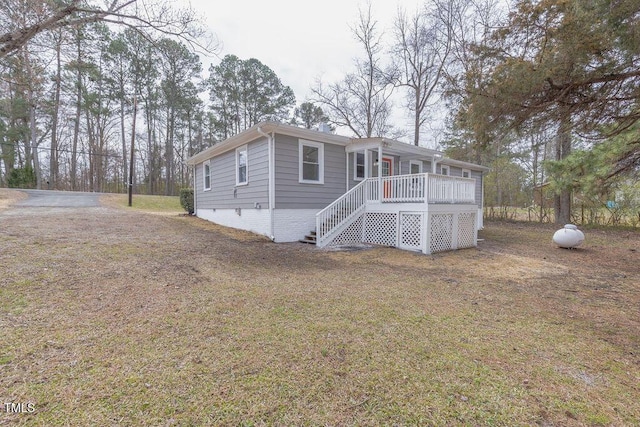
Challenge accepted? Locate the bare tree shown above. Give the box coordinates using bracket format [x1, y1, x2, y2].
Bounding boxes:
[0, 0, 215, 59]
[390, 2, 453, 146]
[312, 4, 394, 138]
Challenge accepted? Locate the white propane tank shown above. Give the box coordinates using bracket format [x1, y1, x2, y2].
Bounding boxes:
[552, 224, 585, 248]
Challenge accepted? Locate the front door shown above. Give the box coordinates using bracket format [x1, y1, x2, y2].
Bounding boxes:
[381, 157, 393, 177]
[382, 157, 393, 198]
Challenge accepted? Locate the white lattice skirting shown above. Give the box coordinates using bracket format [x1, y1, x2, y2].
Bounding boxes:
[325, 208, 477, 254]
[400, 213, 423, 251]
[363, 213, 398, 246]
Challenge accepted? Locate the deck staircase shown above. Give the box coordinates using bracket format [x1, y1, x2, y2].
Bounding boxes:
[313, 173, 478, 253]
[299, 230, 317, 244]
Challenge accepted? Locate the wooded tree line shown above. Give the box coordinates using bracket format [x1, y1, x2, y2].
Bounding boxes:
[1, 0, 639, 225]
[312, 0, 640, 225]
[0, 0, 301, 195]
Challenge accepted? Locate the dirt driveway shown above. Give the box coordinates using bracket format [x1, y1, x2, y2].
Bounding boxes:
[1, 190, 639, 425]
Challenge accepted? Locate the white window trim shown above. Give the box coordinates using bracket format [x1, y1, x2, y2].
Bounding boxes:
[409, 160, 423, 174]
[354, 151, 365, 181]
[203, 160, 211, 191]
[299, 139, 324, 184]
[236, 145, 248, 186]
[462, 168, 471, 178]
[440, 165, 450, 176]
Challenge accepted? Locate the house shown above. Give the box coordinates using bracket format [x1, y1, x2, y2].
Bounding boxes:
[186, 121, 489, 254]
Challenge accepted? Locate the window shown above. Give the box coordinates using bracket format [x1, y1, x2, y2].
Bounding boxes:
[203, 161, 211, 191]
[409, 160, 423, 174]
[440, 165, 450, 176]
[354, 152, 365, 180]
[299, 140, 324, 184]
[462, 169, 471, 178]
[371, 152, 379, 177]
[236, 145, 248, 186]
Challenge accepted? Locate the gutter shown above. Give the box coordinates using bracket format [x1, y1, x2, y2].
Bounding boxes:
[192, 163, 197, 214]
[257, 126, 275, 241]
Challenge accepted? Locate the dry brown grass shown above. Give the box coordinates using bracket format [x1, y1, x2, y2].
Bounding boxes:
[1, 202, 639, 426]
[0, 188, 26, 209]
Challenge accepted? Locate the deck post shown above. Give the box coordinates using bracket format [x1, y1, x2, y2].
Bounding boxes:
[423, 208, 431, 255]
[364, 149, 369, 180]
[378, 145, 382, 202]
[423, 174, 430, 254]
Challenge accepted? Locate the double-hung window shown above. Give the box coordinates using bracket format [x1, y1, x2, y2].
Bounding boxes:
[299, 140, 324, 184]
[462, 169, 471, 178]
[236, 145, 248, 186]
[354, 152, 365, 180]
[440, 165, 450, 176]
[409, 160, 422, 174]
[203, 161, 211, 191]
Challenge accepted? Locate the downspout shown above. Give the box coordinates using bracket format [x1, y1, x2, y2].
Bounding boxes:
[431, 154, 442, 174]
[192, 164, 197, 215]
[257, 126, 275, 241]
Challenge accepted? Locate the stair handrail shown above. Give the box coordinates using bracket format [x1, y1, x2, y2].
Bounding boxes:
[316, 179, 369, 247]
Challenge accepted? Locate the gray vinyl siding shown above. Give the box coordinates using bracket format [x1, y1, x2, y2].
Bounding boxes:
[472, 170, 483, 208]
[195, 138, 269, 209]
[449, 165, 463, 177]
[400, 160, 409, 175]
[275, 134, 347, 209]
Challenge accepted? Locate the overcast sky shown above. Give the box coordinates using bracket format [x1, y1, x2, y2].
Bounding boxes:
[187, 0, 440, 145]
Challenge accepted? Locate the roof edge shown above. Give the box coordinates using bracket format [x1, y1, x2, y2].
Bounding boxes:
[186, 121, 351, 165]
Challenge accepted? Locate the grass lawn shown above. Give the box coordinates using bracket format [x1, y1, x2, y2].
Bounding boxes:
[1, 198, 639, 425]
[100, 193, 184, 214]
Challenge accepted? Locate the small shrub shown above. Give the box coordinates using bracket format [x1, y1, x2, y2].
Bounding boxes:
[180, 188, 194, 214]
[8, 167, 36, 189]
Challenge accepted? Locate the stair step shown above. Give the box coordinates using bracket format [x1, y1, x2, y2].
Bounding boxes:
[299, 230, 317, 245]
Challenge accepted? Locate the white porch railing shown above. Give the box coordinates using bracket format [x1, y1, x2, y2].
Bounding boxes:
[426, 174, 476, 204]
[378, 174, 426, 202]
[316, 173, 476, 248]
[373, 173, 476, 204]
[316, 179, 368, 247]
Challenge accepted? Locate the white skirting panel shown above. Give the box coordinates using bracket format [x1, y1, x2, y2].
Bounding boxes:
[272, 209, 319, 243]
[196, 208, 272, 239]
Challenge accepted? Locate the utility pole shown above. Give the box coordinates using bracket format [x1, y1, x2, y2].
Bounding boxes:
[128, 95, 137, 207]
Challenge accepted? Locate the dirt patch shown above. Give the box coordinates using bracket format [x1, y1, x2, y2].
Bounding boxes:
[1, 206, 638, 426]
[0, 188, 26, 209]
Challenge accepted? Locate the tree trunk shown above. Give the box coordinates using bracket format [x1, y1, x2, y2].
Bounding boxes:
[119, 60, 128, 192]
[85, 111, 95, 192]
[414, 89, 421, 146]
[554, 113, 572, 224]
[120, 97, 128, 192]
[30, 102, 41, 189]
[71, 33, 82, 191]
[50, 34, 62, 190]
[165, 107, 174, 195]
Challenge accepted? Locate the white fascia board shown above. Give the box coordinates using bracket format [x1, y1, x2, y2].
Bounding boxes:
[439, 157, 491, 172]
[186, 121, 351, 166]
[347, 138, 442, 160]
